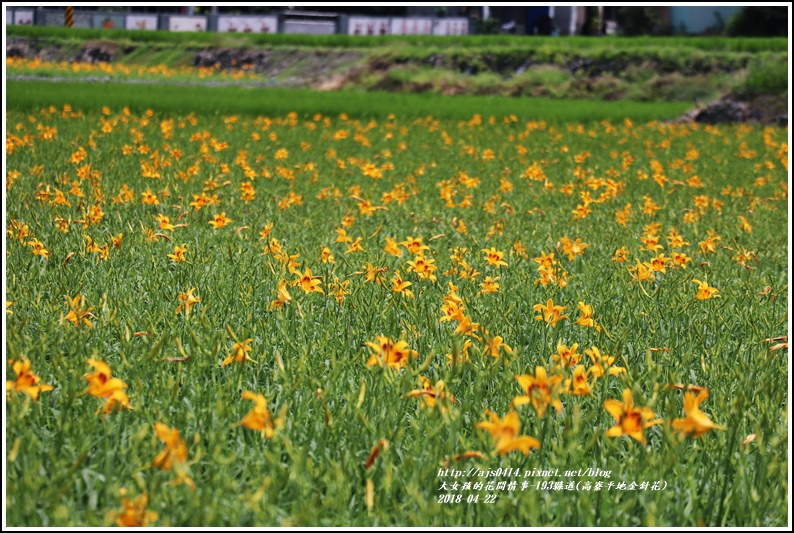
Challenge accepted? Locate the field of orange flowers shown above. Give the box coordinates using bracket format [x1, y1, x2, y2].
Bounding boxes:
[5, 104, 789, 526]
[7, 56, 261, 84]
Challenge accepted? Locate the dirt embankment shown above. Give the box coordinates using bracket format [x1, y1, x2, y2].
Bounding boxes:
[6, 37, 788, 126]
[675, 94, 787, 127]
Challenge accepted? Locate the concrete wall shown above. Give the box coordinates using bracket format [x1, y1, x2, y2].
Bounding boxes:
[283, 21, 336, 35]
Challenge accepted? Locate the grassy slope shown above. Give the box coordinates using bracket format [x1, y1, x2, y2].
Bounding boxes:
[7, 26, 787, 105]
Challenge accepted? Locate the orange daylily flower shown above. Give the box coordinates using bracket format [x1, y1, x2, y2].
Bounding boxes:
[672, 251, 693, 269]
[356, 262, 387, 285]
[479, 276, 500, 295]
[168, 244, 188, 263]
[563, 365, 592, 396]
[551, 342, 581, 369]
[612, 247, 629, 263]
[155, 214, 174, 232]
[406, 254, 438, 282]
[574, 301, 600, 331]
[693, 279, 719, 300]
[238, 391, 285, 438]
[400, 236, 430, 255]
[292, 267, 324, 294]
[698, 231, 721, 255]
[328, 277, 351, 306]
[513, 366, 564, 418]
[6, 358, 54, 402]
[558, 237, 588, 261]
[141, 189, 159, 205]
[345, 237, 365, 254]
[535, 263, 568, 288]
[221, 338, 257, 366]
[665, 383, 708, 395]
[112, 489, 158, 527]
[365, 335, 417, 370]
[603, 388, 662, 444]
[640, 233, 664, 253]
[481, 247, 508, 268]
[629, 260, 655, 283]
[384, 237, 403, 257]
[7, 219, 31, 241]
[26, 238, 51, 260]
[533, 299, 568, 328]
[671, 389, 725, 438]
[84, 359, 132, 416]
[406, 376, 455, 411]
[175, 288, 200, 316]
[320, 246, 336, 264]
[666, 228, 689, 248]
[391, 269, 414, 299]
[533, 251, 556, 270]
[477, 410, 541, 456]
[335, 227, 353, 244]
[152, 422, 194, 490]
[585, 346, 626, 377]
[84, 358, 126, 397]
[452, 313, 482, 341]
[63, 295, 94, 329]
[268, 279, 292, 311]
[484, 335, 513, 358]
[208, 212, 232, 229]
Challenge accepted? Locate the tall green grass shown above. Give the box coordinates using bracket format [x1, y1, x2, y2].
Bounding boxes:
[6, 80, 692, 122]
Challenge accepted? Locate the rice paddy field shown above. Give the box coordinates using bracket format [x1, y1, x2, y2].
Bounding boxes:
[3, 86, 790, 526]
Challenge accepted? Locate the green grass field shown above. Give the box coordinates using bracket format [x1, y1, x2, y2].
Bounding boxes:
[6, 80, 692, 123]
[4, 81, 789, 526]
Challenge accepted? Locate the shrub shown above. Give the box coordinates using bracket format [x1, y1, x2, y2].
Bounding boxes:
[738, 56, 788, 96]
[477, 18, 501, 35]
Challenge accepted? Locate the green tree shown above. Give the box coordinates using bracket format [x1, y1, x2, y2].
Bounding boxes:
[726, 7, 788, 36]
[617, 7, 659, 36]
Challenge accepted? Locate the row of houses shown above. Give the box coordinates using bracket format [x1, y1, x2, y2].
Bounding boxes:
[6, 6, 745, 36]
[7, 6, 469, 35]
